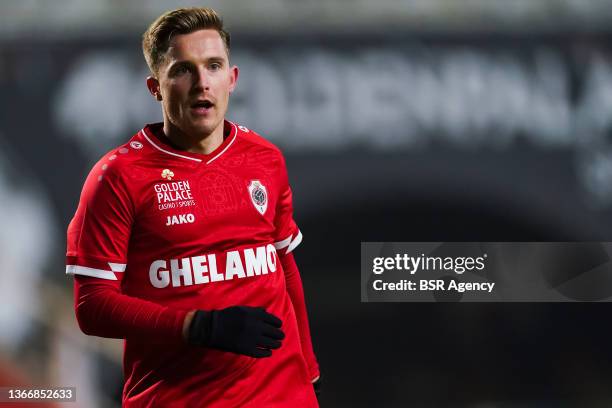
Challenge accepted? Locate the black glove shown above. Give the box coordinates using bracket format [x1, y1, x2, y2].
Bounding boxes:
[188, 306, 285, 358]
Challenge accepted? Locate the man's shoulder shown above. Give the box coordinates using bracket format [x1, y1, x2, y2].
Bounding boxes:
[87, 128, 150, 182]
[232, 121, 283, 157]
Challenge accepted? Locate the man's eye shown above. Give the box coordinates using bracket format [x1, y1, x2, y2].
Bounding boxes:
[173, 66, 189, 75]
[210, 63, 222, 70]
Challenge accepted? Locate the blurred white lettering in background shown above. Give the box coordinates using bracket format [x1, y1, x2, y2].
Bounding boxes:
[53, 46, 612, 204]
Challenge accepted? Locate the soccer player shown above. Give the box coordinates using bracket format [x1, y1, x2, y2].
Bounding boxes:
[66, 7, 320, 407]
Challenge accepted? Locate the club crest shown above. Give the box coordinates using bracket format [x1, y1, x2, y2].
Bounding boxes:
[248, 180, 268, 215]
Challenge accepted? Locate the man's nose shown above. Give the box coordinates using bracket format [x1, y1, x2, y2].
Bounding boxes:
[193, 67, 211, 91]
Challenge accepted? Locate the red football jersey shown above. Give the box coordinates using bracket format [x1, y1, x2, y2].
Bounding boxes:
[66, 121, 317, 407]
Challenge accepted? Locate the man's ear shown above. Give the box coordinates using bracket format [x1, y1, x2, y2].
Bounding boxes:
[229, 65, 239, 93]
[146, 76, 163, 101]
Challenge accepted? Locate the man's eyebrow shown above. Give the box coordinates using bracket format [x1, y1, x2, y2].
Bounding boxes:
[169, 57, 226, 67]
[206, 56, 226, 63]
[168, 60, 192, 69]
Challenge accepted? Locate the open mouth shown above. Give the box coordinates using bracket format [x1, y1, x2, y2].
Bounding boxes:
[191, 100, 214, 110]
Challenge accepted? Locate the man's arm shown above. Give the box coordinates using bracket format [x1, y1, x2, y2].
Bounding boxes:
[74, 275, 187, 342]
[74, 275, 284, 357]
[280, 252, 320, 381]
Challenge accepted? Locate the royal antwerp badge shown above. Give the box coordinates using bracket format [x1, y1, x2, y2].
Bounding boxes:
[248, 180, 268, 215]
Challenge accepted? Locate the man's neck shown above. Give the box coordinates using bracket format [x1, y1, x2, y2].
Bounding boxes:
[162, 120, 225, 155]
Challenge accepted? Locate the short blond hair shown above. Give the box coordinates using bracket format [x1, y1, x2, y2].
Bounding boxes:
[142, 7, 230, 76]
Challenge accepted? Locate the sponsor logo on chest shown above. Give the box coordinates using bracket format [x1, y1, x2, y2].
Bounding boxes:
[166, 213, 195, 226]
[154, 177, 196, 211]
[155, 180, 192, 203]
[149, 244, 278, 288]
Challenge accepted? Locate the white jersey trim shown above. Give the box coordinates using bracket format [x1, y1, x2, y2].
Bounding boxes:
[206, 121, 238, 165]
[140, 128, 202, 163]
[274, 230, 303, 254]
[140, 121, 238, 165]
[66, 264, 124, 280]
[108, 263, 127, 272]
[274, 235, 292, 250]
[287, 230, 303, 254]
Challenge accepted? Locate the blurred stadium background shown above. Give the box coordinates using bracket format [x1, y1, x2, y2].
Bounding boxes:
[3, 0, 612, 406]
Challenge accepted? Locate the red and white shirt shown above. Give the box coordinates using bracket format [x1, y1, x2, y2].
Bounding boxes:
[66, 121, 317, 407]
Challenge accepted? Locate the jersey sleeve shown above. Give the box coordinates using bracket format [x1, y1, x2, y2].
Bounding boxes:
[273, 153, 303, 255]
[66, 159, 134, 281]
[281, 253, 320, 380]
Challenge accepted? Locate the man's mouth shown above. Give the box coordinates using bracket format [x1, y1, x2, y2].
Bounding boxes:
[190, 100, 214, 113]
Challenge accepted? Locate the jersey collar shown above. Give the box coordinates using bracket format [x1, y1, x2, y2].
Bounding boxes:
[140, 120, 238, 164]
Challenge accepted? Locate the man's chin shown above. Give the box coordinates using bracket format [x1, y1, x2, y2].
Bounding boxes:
[184, 120, 220, 139]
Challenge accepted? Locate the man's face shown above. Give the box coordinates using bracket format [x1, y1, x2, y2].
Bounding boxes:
[148, 29, 238, 139]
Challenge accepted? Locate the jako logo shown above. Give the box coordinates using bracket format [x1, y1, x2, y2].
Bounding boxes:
[166, 213, 195, 226]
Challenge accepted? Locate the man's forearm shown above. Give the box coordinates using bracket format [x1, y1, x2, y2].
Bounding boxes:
[75, 278, 282, 357]
[74, 275, 188, 343]
[280, 253, 320, 379]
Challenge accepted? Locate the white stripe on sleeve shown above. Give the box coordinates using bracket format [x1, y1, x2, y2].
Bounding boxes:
[286, 230, 303, 254]
[108, 263, 127, 272]
[65, 263, 126, 280]
[274, 235, 292, 250]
